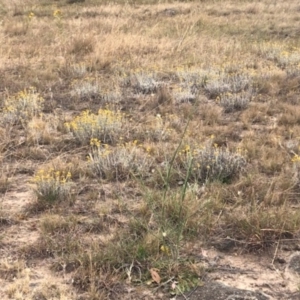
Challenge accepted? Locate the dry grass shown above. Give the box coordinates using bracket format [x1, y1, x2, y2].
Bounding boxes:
[1, 0, 300, 298]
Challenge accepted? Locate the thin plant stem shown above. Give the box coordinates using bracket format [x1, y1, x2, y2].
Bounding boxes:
[161, 119, 190, 226]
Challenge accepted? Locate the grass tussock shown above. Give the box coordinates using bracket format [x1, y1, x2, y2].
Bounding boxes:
[65, 109, 125, 145]
[176, 141, 247, 183]
[88, 139, 154, 180]
[31, 168, 73, 204]
[1, 87, 44, 126]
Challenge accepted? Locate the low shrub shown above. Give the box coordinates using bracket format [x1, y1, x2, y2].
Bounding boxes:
[88, 139, 154, 180]
[1, 87, 44, 125]
[65, 109, 125, 144]
[31, 169, 73, 203]
[178, 142, 247, 183]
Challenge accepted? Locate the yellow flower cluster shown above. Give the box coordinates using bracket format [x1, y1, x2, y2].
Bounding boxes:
[28, 12, 35, 20]
[90, 138, 101, 147]
[292, 154, 300, 163]
[33, 169, 72, 184]
[1, 87, 44, 124]
[32, 169, 72, 202]
[65, 109, 124, 144]
[88, 138, 111, 160]
[53, 9, 62, 18]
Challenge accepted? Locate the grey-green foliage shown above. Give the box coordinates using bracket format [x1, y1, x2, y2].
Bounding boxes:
[179, 144, 247, 183]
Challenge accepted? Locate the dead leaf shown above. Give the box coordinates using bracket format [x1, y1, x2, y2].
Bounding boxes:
[149, 268, 161, 284]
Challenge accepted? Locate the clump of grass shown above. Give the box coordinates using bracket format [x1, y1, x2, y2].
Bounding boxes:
[278, 103, 300, 126]
[175, 68, 213, 94]
[258, 43, 300, 69]
[140, 114, 173, 142]
[72, 234, 158, 294]
[173, 88, 197, 104]
[73, 225, 202, 296]
[286, 65, 300, 77]
[204, 73, 252, 99]
[132, 72, 162, 94]
[178, 142, 247, 183]
[70, 79, 101, 99]
[71, 63, 88, 77]
[277, 51, 300, 69]
[31, 168, 73, 203]
[69, 35, 94, 57]
[0, 87, 44, 125]
[70, 79, 121, 104]
[26, 116, 58, 145]
[3, 261, 31, 299]
[148, 186, 205, 240]
[40, 214, 79, 235]
[200, 104, 222, 126]
[0, 259, 25, 281]
[217, 91, 252, 113]
[65, 109, 125, 144]
[88, 139, 153, 180]
[101, 90, 122, 104]
[4, 20, 29, 37]
[222, 204, 300, 251]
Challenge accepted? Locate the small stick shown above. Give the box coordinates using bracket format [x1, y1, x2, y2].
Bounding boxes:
[271, 240, 280, 266]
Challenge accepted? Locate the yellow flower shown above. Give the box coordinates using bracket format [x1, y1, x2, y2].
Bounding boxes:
[28, 12, 35, 20]
[292, 154, 300, 163]
[185, 145, 190, 152]
[53, 9, 62, 18]
[160, 245, 170, 256]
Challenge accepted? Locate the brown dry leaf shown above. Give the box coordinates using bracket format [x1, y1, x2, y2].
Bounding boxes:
[149, 268, 161, 284]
